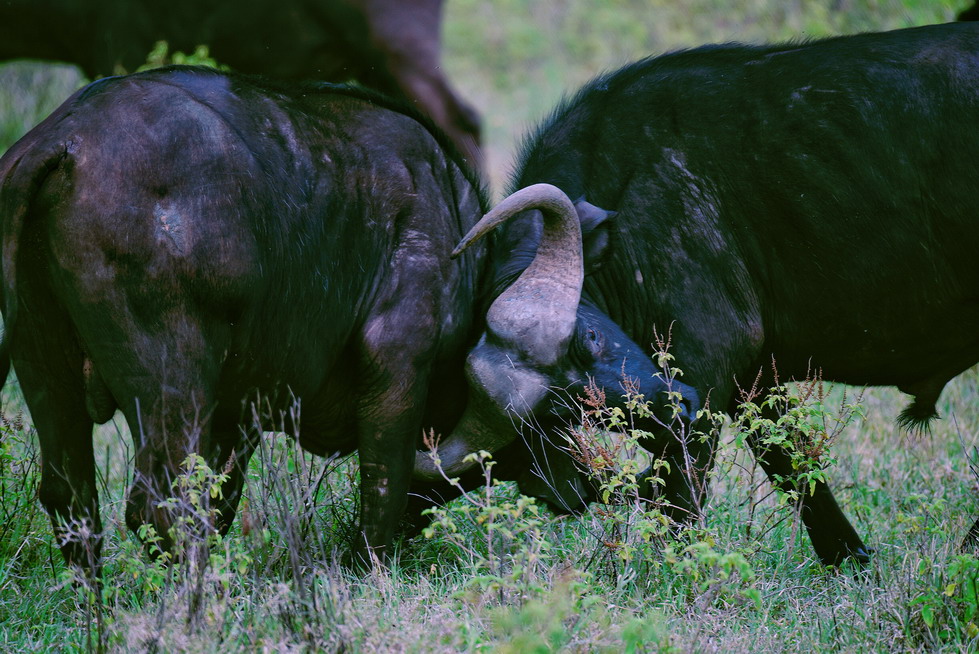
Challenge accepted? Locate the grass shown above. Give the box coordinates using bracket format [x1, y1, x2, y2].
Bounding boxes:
[1, 1, 978, 652]
[5, 370, 979, 651]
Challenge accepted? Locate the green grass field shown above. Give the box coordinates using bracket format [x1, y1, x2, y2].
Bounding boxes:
[1, 1, 978, 651]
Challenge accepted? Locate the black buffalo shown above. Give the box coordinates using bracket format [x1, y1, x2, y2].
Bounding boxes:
[420, 22, 979, 566]
[0, 66, 690, 568]
[0, 0, 481, 166]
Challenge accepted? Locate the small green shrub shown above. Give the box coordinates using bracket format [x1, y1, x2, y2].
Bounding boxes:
[732, 372, 862, 506]
[566, 359, 760, 608]
[137, 41, 228, 72]
[911, 554, 979, 645]
[422, 451, 554, 599]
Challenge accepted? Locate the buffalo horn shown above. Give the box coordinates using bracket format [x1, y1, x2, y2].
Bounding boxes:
[415, 184, 584, 478]
[462, 183, 584, 366]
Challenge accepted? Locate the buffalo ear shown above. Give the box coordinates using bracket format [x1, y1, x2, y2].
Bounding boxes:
[574, 197, 616, 273]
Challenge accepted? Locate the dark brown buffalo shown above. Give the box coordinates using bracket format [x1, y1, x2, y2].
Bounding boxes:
[0, 0, 481, 166]
[0, 66, 486, 568]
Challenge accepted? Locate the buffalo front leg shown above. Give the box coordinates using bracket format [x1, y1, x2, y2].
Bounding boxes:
[638, 426, 717, 529]
[351, 314, 437, 567]
[746, 403, 870, 566]
[353, 390, 423, 567]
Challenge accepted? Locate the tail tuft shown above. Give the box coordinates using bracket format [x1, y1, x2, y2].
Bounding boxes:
[897, 398, 939, 436]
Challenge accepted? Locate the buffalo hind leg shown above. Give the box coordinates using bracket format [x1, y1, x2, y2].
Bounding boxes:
[33, 395, 100, 571]
[13, 354, 100, 572]
[121, 387, 217, 556]
[102, 329, 227, 557]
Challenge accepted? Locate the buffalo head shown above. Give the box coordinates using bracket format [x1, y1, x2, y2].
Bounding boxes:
[415, 184, 700, 487]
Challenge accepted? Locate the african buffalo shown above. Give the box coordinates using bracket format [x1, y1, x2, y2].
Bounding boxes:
[0, 0, 481, 166]
[419, 21, 979, 566]
[0, 65, 690, 568]
[0, 65, 490, 567]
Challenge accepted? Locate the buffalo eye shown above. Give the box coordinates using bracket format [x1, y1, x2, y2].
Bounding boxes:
[585, 328, 604, 354]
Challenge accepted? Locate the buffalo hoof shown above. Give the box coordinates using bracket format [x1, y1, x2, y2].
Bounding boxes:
[816, 543, 874, 569]
[838, 545, 874, 569]
[958, 531, 979, 555]
[347, 537, 392, 572]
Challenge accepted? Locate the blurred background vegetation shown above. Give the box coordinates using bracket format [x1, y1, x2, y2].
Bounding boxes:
[441, 0, 964, 187]
[0, 1, 968, 189]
